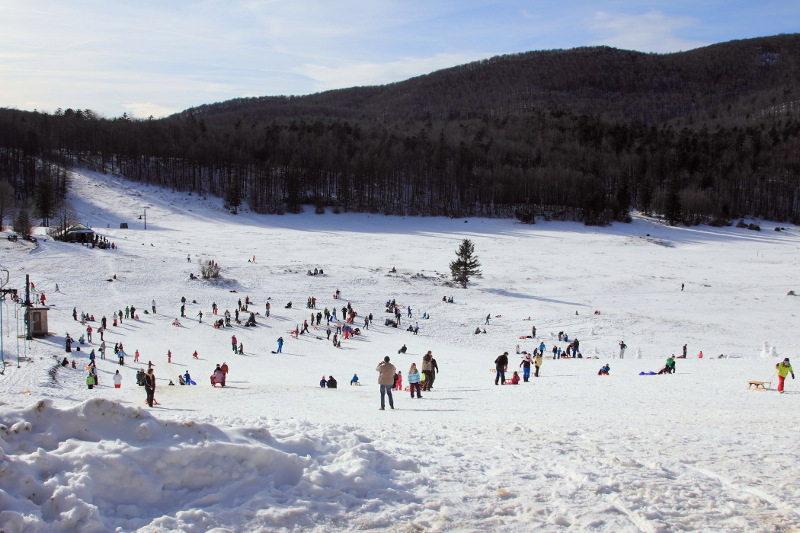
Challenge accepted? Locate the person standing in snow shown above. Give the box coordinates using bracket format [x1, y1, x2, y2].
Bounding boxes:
[376, 356, 396, 410]
[421, 351, 434, 391]
[485, 314, 491, 325]
[534, 352, 543, 377]
[113, 370, 122, 388]
[408, 363, 422, 398]
[776, 358, 795, 394]
[619, 341, 627, 359]
[86, 372, 96, 389]
[144, 368, 156, 407]
[231, 335, 237, 353]
[520, 353, 533, 382]
[495, 352, 509, 385]
[276, 336, 283, 353]
[429, 354, 439, 389]
[152, 299, 157, 313]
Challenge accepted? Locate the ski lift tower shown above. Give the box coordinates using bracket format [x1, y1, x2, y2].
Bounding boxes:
[0, 269, 19, 374]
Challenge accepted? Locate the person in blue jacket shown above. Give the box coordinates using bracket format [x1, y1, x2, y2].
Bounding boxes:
[276, 336, 284, 353]
[350, 374, 359, 386]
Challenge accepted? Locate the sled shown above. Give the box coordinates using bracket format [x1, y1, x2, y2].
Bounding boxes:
[747, 381, 771, 390]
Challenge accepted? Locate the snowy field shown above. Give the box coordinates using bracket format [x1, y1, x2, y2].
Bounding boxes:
[1, 169, 799, 532]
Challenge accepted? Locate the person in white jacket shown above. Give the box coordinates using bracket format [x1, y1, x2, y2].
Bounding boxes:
[113, 370, 122, 388]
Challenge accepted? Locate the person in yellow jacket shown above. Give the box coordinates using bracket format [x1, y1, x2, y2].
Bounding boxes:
[776, 358, 795, 393]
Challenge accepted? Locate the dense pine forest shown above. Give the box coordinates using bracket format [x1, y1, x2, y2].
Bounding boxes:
[1, 34, 800, 231]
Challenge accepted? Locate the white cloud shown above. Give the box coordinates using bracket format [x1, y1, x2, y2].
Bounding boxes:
[121, 103, 179, 119]
[293, 51, 492, 92]
[588, 10, 710, 53]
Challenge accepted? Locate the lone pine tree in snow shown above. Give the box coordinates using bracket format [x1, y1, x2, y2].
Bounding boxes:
[450, 238, 481, 288]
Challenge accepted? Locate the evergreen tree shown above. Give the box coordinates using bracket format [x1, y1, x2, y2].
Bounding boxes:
[450, 239, 481, 288]
[664, 179, 682, 225]
[224, 173, 242, 214]
[35, 166, 57, 227]
[0, 180, 14, 230]
[13, 209, 33, 236]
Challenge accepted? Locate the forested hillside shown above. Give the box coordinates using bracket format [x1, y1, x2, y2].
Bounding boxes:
[1, 34, 799, 230]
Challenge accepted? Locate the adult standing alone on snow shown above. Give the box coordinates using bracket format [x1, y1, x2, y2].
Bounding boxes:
[776, 358, 795, 393]
[495, 352, 509, 385]
[376, 356, 396, 410]
[144, 368, 156, 407]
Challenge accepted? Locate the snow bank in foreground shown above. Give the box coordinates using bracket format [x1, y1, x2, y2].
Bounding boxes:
[0, 399, 418, 532]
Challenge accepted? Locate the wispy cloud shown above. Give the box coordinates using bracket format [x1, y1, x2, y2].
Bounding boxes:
[293, 51, 493, 92]
[587, 10, 710, 53]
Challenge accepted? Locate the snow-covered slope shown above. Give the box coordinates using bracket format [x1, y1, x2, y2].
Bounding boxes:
[0, 169, 798, 532]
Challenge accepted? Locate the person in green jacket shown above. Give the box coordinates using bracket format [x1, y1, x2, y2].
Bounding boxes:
[776, 358, 795, 393]
[86, 373, 96, 389]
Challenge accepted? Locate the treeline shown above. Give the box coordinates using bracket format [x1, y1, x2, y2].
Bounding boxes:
[1, 34, 800, 228]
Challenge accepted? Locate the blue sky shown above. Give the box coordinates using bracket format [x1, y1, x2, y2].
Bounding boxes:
[1, 1, 797, 118]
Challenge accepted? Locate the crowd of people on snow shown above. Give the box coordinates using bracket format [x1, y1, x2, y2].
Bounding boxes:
[36, 263, 796, 411]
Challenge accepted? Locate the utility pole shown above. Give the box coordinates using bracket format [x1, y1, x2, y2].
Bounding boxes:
[24, 274, 32, 340]
[143, 207, 148, 230]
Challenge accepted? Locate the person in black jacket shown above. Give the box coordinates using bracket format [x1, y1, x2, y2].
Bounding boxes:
[144, 368, 156, 407]
[326, 376, 338, 388]
[495, 352, 509, 385]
